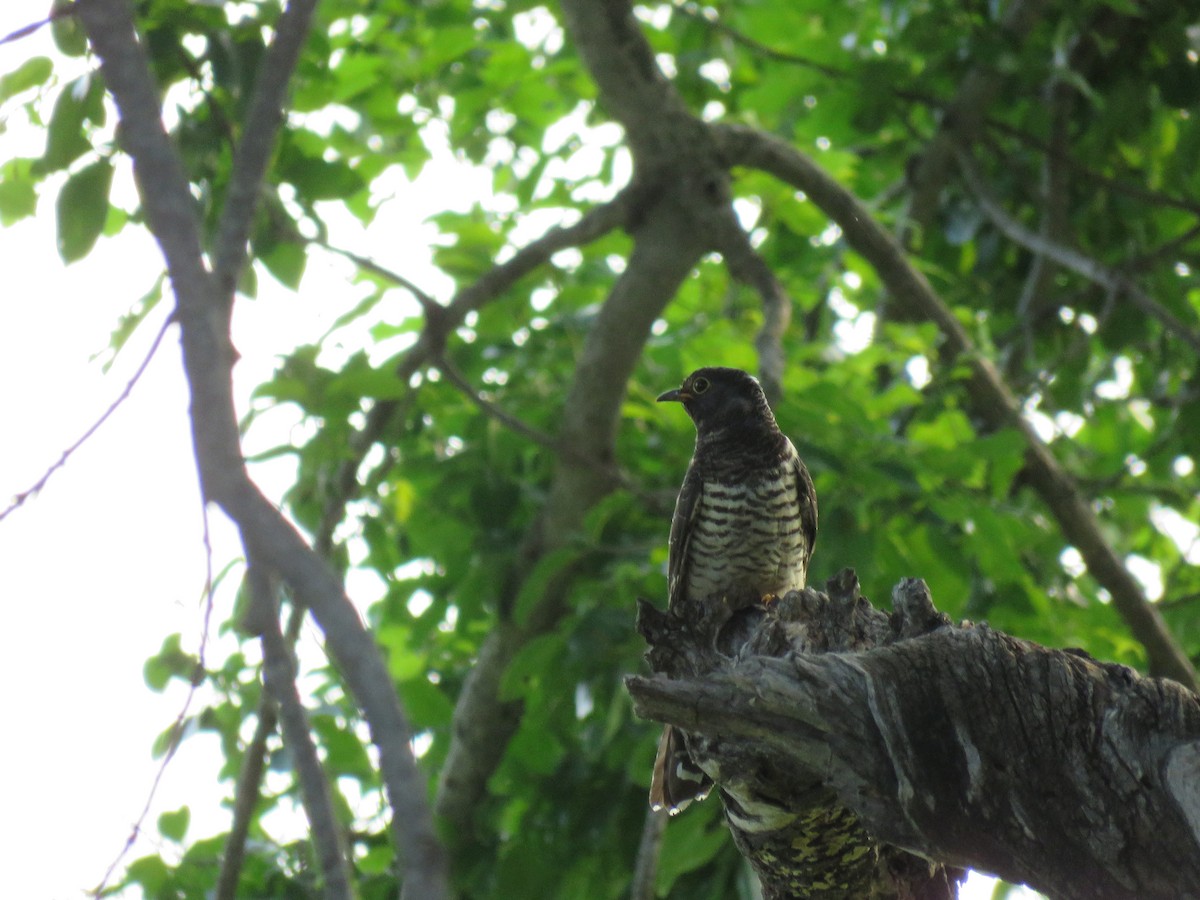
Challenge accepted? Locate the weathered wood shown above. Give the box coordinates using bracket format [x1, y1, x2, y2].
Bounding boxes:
[628, 571, 1200, 899]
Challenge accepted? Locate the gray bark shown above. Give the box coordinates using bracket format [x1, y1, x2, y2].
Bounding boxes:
[627, 571, 1200, 900]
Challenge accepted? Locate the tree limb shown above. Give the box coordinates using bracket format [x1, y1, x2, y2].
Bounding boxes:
[215, 700, 276, 900]
[711, 217, 793, 404]
[630, 807, 667, 900]
[712, 122, 1197, 690]
[76, 2, 448, 895]
[211, 0, 320, 297]
[900, 0, 1048, 245]
[245, 562, 353, 899]
[627, 573, 1200, 900]
[435, 0, 740, 834]
[957, 148, 1200, 355]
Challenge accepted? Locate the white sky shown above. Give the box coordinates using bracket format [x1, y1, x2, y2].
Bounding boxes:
[0, 6, 1035, 898]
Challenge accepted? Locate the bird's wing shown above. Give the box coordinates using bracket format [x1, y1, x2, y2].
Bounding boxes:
[792, 449, 819, 573]
[666, 462, 703, 610]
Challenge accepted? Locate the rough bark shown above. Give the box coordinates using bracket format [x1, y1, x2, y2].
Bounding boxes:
[627, 572, 1200, 900]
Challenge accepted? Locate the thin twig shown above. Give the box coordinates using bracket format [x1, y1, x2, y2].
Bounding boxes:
[435, 356, 562, 453]
[1, 313, 175, 524]
[957, 148, 1200, 356]
[312, 237, 442, 315]
[671, 1, 846, 78]
[91, 498, 217, 897]
[0, 4, 74, 48]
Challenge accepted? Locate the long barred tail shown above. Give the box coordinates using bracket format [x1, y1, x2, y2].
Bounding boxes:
[649, 725, 712, 814]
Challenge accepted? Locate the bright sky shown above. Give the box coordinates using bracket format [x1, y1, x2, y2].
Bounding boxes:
[0, 6, 1037, 898]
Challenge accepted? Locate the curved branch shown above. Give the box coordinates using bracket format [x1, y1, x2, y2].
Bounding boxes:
[713, 123, 1197, 690]
[76, 3, 449, 896]
[215, 701, 276, 900]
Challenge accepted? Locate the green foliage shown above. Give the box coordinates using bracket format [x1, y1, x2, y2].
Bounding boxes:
[7, 0, 1200, 896]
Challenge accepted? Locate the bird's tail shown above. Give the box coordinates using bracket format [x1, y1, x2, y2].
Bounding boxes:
[649, 725, 713, 814]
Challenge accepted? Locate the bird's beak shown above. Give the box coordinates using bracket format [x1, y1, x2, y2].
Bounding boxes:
[657, 388, 688, 403]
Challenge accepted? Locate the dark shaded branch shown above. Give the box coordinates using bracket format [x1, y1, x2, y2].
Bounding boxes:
[984, 116, 1200, 218]
[1014, 76, 1072, 332]
[900, 0, 1048, 244]
[627, 574, 1200, 900]
[434, 355, 562, 454]
[958, 149, 1200, 355]
[245, 563, 353, 900]
[310, 237, 441, 314]
[211, 0, 320, 297]
[630, 807, 667, 900]
[215, 701, 276, 900]
[714, 122, 1197, 690]
[711, 218, 792, 403]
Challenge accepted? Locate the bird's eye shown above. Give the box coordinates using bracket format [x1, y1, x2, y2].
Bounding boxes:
[691, 377, 710, 394]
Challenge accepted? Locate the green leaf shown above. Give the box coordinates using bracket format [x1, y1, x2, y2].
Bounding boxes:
[99, 274, 165, 372]
[260, 241, 307, 289]
[0, 56, 52, 102]
[499, 633, 565, 701]
[143, 633, 197, 692]
[157, 806, 190, 842]
[123, 855, 172, 893]
[512, 547, 580, 624]
[51, 2, 88, 56]
[43, 75, 104, 173]
[0, 158, 37, 225]
[56, 160, 113, 263]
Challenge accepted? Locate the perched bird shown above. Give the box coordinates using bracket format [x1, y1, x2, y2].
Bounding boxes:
[650, 366, 818, 814]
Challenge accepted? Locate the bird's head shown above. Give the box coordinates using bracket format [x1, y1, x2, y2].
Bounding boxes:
[657, 367, 775, 432]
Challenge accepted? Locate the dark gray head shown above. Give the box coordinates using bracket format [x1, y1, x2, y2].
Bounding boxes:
[657, 367, 777, 434]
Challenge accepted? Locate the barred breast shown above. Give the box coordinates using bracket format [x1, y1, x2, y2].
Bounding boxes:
[683, 463, 810, 608]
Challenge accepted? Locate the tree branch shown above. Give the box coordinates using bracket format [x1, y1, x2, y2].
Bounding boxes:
[710, 217, 792, 404]
[211, 0, 320, 297]
[713, 122, 1197, 690]
[215, 700, 276, 900]
[76, 3, 449, 896]
[630, 807, 667, 900]
[245, 563, 353, 899]
[900, 0, 1048, 245]
[957, 148, 1200, 355]
[627, 573, 1200, 900]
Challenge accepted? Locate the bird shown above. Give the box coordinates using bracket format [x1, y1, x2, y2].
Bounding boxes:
[649, 366, 818, 814]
